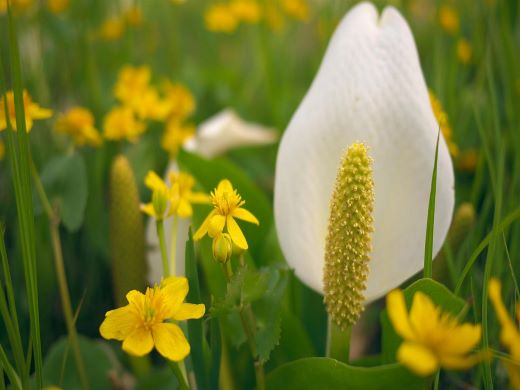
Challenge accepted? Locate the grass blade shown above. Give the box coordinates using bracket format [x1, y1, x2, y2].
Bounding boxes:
[424, 130, 440, 278]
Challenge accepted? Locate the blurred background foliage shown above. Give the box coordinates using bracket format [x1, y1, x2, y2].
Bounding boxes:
[1, 0, 520, 388]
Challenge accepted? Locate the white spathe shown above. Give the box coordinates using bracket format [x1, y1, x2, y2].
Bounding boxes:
[274, 2, 455, 302]
[183, 109, 278, 159]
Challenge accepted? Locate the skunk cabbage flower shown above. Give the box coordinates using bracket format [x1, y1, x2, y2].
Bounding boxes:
[274, 2, 454, 302]
[183, 109, 277, 159]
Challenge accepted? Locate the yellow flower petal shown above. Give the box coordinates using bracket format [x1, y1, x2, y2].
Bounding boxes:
[439, 323, 481, 356]
[193, 210, 216, 241]
[409, 292, 438, 339]
[140, 203, 157, 218]
[172, 303, 206, 321]
[217, 179, 233, 193]
[208, 214, 226, 237]
[152, 323, 190, 361]
[438, 352, 483, 370]
[177, 199, 193, 218]
[161, 277, 189, 318]
[386, 289, 415, 341]
[99, 306, 138, 341]
[397, 342, 439, 376]
[122, 327, 154, 356]
[227, 215, 248, 249]
[232, 207, 259, 225]
[187, 192, 210, 204]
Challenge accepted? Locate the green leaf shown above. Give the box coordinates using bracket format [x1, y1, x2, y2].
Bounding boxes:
[424, 130, 440, 278]
[42, 336, 113, 390]
[266, 358, 424, 390]
[38, 153, 88, 232]
[380, 278, 466, 364]
[185, 230, 209, 390]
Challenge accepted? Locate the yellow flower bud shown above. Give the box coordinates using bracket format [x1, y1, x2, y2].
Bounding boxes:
[323, 143, 374, 330]
[212, 233, 233, 263]
[152, 187, 169, 219]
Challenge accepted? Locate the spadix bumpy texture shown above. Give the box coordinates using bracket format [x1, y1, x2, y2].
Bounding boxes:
[324, 144, 374, 329]
[274, 2, 454, 302]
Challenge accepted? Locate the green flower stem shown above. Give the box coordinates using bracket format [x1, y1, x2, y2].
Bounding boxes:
[156, 220, 170, 277]
[326, 316, 351, 364]
[220, 263, 265, 390]
[168, 360, 189, 390]
[30, 163, 89, 390]
[169, 215, 178, 277]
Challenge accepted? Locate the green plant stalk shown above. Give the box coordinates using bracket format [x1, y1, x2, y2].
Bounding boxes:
[0, 345, 21, 390]
[169, 215, 179, 277]
[31, 164, 90, 390]
[3, 7, 43, 385]
[156, 220, 170, 277]
[325, 318, 351, 363]
[221, 263, 265, 390]
[156, 219, 189, 388]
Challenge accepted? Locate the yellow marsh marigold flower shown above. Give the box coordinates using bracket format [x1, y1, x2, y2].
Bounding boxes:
[194, 179, 259, 250]
[100, 276, 205, 361]
[47, 0, 69, 13]
[0, 0, 33, 13]
[456, 149, 479, 173]
[387, 289, 482, 376]
[0, 139, 4, 160]
[167, 171, 209, 218]
[205, 3, 238, 33]
[281, 0, 309, 22]
[114, 65, 151, 104]
[133, 88, 172, 121]
[163, 82, 196, 121]
[141, 172, 175, 220]
[103, 106, 146, 142]
[97, 17, 125, 41]
[0, 90, 52, 132]
[439, 4, 459, 35]
[429, 90, 459, 158]
[125, 6, 143, 27]
[161, 120, 195, 158]
[54, 107, 102, 147]
[230, 0, 262, 24]
[457, 38, 472, 65]
[324, 143, 374, 330]
[489, 278, 520, 388]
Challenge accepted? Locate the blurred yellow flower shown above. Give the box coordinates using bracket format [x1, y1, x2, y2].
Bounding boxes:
[0, 139, 5, 160]
[100, 277, 205, 361]
[103, 106, 146, 142]
[98, 17, 125, 41]
[439, 4, 459, 35]
[114, 65, 151, 105]
[163, 82, 196, 121]
[264, 3, 285, 32]
[168, 171, 209, 218]
[281, 0, 309, 22]
[54, 107, 102, 147]
[0, 90, 53, 132]
[429, 90, 459, 157]
[145, 170, 169, 193]
[387, 289, 482, 376]
[456, 149, 479, 173]
[230, 0, 261, 24]
[194, 179, 259, 250]
[47, 0, 69, 13]
[457, 38, 472, 65]
[205, 3, 238, 33]
[489, 278, 520, 388]
[141, 185, 174, 221]
[133, 88, 172, 121]
[125, 6, 143, 27]
[0, 0, 33, 13]
[161, 120, 195, 158]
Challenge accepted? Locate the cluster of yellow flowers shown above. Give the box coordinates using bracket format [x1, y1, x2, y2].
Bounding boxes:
[96, 6, 143, 42]
[104, 65, 196, 151]
[387, 277, 520, 383]
[0, 90, 52, 132]
[0, 0, 70, 14]
[204, 0, 310, 34]
[438, 3, 473, 65]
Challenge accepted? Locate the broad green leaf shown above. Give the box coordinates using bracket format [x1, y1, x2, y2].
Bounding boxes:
[380, 278, 466, 364]
[42, 335, 113, 390]
[38, 153, 88, 232]
[266, 358, 424, 389]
